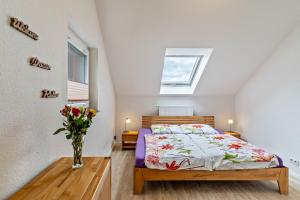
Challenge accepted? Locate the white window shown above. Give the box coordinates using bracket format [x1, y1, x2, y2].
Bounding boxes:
[68, 43, 88, 84]
[160, 48, 213, 95]
[67, 31, 89, 104]
[161, 56, 202, 86]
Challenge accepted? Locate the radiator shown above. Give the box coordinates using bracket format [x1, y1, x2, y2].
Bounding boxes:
[158, 106, 193, 116]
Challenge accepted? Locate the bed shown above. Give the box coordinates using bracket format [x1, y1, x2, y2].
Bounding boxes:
[134, 116, 288, 195]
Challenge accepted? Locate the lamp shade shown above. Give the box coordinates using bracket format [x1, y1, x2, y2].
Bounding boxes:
[125, 118, 131, 123]
[228, 119, 234, 124]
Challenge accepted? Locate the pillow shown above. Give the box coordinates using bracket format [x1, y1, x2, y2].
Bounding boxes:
[151, 124, 182, 134]
[180, 124, 218, 135]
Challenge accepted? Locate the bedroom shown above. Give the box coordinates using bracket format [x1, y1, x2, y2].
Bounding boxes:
[0, 0, 299, 199]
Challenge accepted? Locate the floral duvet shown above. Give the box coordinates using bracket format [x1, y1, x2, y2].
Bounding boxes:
[145, 134, 280, 170]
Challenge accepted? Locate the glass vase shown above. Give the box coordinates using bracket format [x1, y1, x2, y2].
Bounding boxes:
[72, 135, 84, 169]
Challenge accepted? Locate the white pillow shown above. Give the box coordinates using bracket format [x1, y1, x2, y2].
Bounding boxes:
[180, 124, 218, 135]
[151, 124, 182, 134]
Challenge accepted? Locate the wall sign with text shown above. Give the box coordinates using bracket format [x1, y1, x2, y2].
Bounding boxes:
[41, 90, 59, 98]
[29, 57, 51, 70]
[8, 16, 61, 100]
[9, 17, 39, 40]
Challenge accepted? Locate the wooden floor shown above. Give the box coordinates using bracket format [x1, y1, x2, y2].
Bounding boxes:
[112, 145, 300, 200]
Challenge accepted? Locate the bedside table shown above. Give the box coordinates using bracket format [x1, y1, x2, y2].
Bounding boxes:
[224, 131, 241, 139]
[122, 131, 138, 149]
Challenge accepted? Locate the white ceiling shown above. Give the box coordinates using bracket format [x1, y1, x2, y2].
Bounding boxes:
[96, 0, 300, 97]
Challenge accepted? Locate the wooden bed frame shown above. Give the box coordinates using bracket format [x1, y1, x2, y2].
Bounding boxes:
[134, 116, 289, 195]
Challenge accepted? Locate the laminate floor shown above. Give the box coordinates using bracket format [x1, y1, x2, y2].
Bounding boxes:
[112, 145, 300, 200]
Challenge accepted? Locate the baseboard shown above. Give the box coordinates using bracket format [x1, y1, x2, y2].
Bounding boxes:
[290, 170, 300, 190]
[111, 140, 116, 149]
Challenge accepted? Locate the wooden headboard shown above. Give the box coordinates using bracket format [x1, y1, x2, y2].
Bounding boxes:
[142, 116, 215, 128]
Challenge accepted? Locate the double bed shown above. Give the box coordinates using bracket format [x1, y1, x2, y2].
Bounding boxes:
[134, 116, 288, 195]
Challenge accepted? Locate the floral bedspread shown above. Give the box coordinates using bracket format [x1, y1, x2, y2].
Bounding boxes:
[144, 134, 279, 170]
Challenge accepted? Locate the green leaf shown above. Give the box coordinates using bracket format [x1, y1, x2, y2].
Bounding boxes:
[224, 153, 238, 160]
[53, 128, 66, 135]
[209, 142, 219, 145]
[66, 134, 72, 139]
[178, 148, 192, 154]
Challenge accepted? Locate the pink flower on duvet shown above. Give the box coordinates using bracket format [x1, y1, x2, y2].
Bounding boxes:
[228, 143, 242, 150]
[147, 155, 159, 165]
[252, 154, 274, 162]
[161, 144, 174, 150]
[192, 124, 203, 128]
[252, 148, 265, 154]
[214, 136, 224, 140]
[251, 148, 273, 162]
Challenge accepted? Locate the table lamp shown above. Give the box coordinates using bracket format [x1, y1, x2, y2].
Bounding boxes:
[228, 119, 234, 132]
[125, 118, 131, 131]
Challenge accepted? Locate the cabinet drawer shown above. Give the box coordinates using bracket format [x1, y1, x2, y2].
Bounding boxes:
[122, 135, 138, 141]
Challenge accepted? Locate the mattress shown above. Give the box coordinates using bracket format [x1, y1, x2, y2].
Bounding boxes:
[135, 128, 283, 169]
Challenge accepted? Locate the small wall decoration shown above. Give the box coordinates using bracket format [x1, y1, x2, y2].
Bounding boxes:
[29, 57, 51, 70]
[9, 17, 39, 40]
[41, 89, 59, 98]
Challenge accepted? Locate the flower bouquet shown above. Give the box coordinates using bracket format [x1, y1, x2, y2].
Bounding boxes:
[54, 106, 97, 168]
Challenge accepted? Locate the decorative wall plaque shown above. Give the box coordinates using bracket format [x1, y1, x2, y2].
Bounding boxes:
[41, 89, 59, 98]
[29, 57, 51, 70]
[9, 17, 39, 40]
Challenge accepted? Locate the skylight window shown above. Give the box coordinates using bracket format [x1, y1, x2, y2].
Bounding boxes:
[161, 56, 202, 86]
[160, 48, 213, 95]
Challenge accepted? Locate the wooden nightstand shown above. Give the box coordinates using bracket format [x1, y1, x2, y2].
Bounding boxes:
[122, 131, 138, 149]
[224, 131, 241, 139]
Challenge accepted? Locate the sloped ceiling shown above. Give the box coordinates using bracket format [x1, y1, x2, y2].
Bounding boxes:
[96, 0, 300, 96]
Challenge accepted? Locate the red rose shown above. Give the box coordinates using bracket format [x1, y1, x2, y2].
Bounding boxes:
[72, 107, 81, 117]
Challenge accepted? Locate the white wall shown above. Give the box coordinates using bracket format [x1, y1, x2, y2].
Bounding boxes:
[0, 0, 115, 198]
[235, 23, 300, 181]
[116, 96, 234, 141]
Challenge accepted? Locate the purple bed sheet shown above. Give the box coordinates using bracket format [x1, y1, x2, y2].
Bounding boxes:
[135, 128, 151, 168]
[134, 128, 283, 168]
[135, 128, 225, 168]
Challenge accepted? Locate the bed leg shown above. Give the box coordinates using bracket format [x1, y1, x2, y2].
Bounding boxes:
[277, 167, 289, 195]
[134, 168, 144, 195]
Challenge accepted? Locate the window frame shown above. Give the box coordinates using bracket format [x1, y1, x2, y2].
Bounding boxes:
[67, 32, 90, 104]
[161, 55, 203, 86]
[160, 48, 213, 95]
[68, 42, 88, 85]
